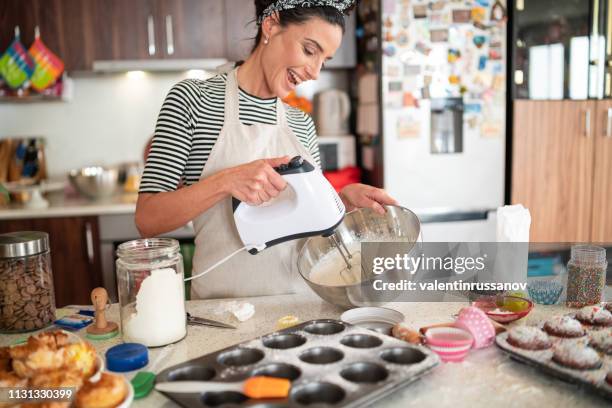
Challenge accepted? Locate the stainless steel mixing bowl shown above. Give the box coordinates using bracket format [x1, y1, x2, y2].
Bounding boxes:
[68, 166, 120, 199]
[297, 206, 421, 309]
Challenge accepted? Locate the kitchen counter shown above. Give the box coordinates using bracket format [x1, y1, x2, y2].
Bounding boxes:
[0, 192, 137, 220]
[1, 291, 609, 407]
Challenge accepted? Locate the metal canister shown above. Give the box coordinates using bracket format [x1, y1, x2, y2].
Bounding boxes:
[0, 232, 56, 332]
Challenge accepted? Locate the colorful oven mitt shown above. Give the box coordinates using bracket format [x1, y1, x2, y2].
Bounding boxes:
[0, 28, 35, 89]
[29, 28, 65, 92]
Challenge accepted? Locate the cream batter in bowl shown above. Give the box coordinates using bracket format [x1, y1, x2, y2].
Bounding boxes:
[297, 206, 421, 309]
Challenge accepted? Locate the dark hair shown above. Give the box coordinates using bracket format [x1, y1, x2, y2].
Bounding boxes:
[252, 1, 355, 51]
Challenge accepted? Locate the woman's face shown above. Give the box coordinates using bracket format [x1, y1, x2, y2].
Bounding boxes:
[261, 17, 343, 98]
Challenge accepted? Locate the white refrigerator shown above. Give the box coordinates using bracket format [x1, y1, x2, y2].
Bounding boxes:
[378, 0, 507, 241]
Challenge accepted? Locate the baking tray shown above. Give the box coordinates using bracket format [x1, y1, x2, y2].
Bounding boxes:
[496, 319, 611, 401]
[156, 319, 440, 407]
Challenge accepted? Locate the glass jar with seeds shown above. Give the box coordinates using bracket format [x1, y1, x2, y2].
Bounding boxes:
[566, 245, 607, 308]
[0, 231, 56, 332]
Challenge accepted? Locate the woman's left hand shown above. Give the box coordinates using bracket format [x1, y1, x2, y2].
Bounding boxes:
[339, 183, 398, 215]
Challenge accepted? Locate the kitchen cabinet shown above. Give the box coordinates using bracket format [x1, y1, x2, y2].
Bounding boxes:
[512, 100, 596, 242]
[591, 101, 612, 242]
[0, 216, 103, 307]
[0, 0, 95, 71]
[158, 0, 225, 59]
[93, 0, 225, 62]
[91, 0, 157, 62]
[512, 100, 612, 243]
[224, 0, 257, 63]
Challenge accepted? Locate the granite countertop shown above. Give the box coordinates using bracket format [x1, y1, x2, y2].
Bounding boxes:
[1, 291, 609, 407]
[0, 192, 137, 220]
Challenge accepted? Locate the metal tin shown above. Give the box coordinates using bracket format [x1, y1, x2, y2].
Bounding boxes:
[0, 231, 49, 258]
[496, 314, 611, 401]
[156, 319, 440, 407]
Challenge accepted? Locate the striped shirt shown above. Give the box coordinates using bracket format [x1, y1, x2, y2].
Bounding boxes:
[139, 73, 320, 193]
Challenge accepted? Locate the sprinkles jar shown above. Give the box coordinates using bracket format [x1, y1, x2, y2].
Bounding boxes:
[566, 245, 607, 307]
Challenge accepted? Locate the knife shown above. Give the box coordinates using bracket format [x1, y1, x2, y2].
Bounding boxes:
[186, 312, 236, 329]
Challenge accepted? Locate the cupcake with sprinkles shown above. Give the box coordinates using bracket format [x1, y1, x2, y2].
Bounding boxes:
[575, 305, 612, 327]
[552, 343, 602, 370]
[507, 326, 552, 350]
[543, 316, 585, 338]
[589, 328, 612, 355]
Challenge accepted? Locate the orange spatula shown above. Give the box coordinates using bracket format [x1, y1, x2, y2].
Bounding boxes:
[155, 376, 290, 399]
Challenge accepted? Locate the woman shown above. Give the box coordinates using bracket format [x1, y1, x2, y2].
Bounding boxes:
[136, 0, 397, 299]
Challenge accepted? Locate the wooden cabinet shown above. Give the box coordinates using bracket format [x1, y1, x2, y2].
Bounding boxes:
[93, 0, 225, 62]
[512, 100, 612, 242]
[158, 0, 225, 59]
[224, 0, 257, 63]
[1, 0, 356, 71]
[591, 101, 612, 242]
[0, 217, 103, 307]
[0, 0, 95, 71]
[92, 0, 157, 62]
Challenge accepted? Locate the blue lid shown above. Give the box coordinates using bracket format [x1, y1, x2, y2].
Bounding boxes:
[106, 343, 149, 372]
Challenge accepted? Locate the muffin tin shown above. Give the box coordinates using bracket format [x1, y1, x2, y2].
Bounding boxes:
[156, 319, 440, 407]
[496, 315, 611, 401]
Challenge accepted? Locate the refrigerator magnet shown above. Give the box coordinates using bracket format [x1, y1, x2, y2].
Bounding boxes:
[478, 55, 488, 71]
[448, 49, 461, 63]
[384, 30, 396, 42]
[384, 44, 397, 57]
[397, 113, 422, 139]
[413, 5, 428, 18]
[464, 103, 482, 114]
[471, 7, 487, 23]
[452, 9, 472, 24]
[476, 0, 490, 6]
[415, 41, 432, 55]
[490, 0, 507, 21]
[430, 1, 446, 11]
[398, 31, 409, 46]
[473, 35, 487, 48]
[383, 0, 397, 14]
[403, 92, 420, 108]
[488, 48, 502, 60]
[388, 81, 403, 92]
[403, 64, 421, 76]
[430, 29, 449, 42]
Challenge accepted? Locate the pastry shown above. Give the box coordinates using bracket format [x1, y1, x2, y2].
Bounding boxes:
[75, 372, 128, 408]
[552, 343, 602, 370]
[63, 342, 98, 379]
[29, 369, 84, 389]
[589, 328, 612, 355]
[543, 316, 585, 338]
[575, 305, 612, 327]
[0, 346, 11, 372]
[507, 326, 552, 350]
[392, 323, 422, 344]
[11, 344, 65, 378]
[0, 370, 27, 387]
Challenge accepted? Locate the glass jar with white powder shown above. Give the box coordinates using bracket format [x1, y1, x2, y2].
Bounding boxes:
[116, 238, 186, 347]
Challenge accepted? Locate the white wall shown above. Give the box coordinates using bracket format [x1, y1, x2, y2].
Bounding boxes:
[0, 71, 349, 178]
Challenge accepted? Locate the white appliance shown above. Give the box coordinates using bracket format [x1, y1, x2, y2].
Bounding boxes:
[317, 135, 357, 171]
[377, 2, 507, 242]
[233, 156, 346, 254]
[314, 89, 351, 135]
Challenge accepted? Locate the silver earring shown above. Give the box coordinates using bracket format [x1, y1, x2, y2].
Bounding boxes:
[264, 37, 269, 45]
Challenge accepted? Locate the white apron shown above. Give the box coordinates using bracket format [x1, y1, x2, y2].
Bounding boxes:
[190, 68, 315, 299]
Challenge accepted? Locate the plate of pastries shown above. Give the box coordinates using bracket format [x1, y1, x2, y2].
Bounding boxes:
[0, 330, 132, 408]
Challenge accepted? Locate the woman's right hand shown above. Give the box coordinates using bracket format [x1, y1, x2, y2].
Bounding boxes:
[220, 156, 291, 205]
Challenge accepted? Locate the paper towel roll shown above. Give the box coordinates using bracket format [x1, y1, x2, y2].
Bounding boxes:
[496, 204, 531, 242]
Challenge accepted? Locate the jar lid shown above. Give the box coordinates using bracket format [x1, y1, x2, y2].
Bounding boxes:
[0, 231, 49, 258]
[106, 343, 149, 372]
